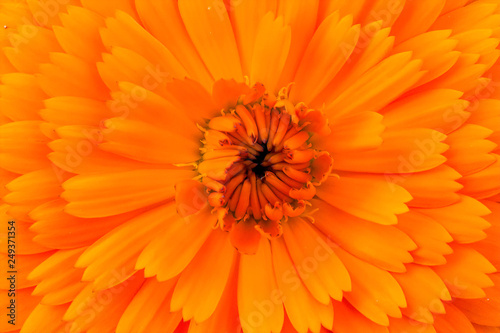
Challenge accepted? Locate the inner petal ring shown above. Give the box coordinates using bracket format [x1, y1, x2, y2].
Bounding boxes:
[196, 83, 333, 237]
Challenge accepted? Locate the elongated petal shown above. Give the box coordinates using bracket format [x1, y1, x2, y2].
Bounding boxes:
[62, 169, 196, 218]
[316, 174, 412, 225]
[238, 238, 284, 333]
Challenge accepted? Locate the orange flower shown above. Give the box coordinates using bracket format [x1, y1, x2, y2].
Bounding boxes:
[1, 0, 500, 332]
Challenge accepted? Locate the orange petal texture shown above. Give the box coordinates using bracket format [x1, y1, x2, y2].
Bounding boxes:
[0, 1, 499, 332]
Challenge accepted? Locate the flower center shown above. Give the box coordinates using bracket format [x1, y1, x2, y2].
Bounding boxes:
[197, 83, 333, 237]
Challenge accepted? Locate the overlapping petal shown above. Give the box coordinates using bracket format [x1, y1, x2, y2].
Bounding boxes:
[0, 1, 499, 333]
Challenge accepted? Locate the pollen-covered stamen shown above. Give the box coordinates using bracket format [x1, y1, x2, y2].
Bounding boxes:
[198, 83, 333, 237]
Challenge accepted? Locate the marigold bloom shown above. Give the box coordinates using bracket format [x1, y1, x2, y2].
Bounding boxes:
[0, 0, 500, 333]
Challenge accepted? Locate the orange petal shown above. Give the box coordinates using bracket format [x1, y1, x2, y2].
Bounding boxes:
[250, 13, 291, 93]
[387, 165, 463, 208]
[175, 180, 208, 217]
[392, 265, 450, 324]
[134, 0, 213, 89]
[238, 237, 284, 333]
[396, 211, 453, 266]
[433, 303, 476, 333]
[333, 128, 448, 173]
[136, 205, 215, 281]
[381, 89, 469, 134]
[271, 237, 333, 332]
[116, 277, 179, 333]
[417, 195, 491, 244]
[332, 301, 389, 333]
[433, 245, 496, 299]
[316, 112, 384, 153]
[230, 219, 261, 255]
[316, 174, 412, 225]
[62, 168, 196, 218]
[336, 248, 407, 326]
[171, 230, 236, 322]
[313, 199, 416, 273]
[291, 12, 359, 104]
[454, 273, 500, 327]
[178, 0, 243, 81]
[283, 218, 351, 303]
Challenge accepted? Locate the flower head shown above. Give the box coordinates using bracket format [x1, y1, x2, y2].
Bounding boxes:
[1, 1, 499, 333]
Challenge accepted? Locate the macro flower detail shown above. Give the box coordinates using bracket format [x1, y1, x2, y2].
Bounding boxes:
[198, 83, 333, 246]
[0, 1, 499, 333]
